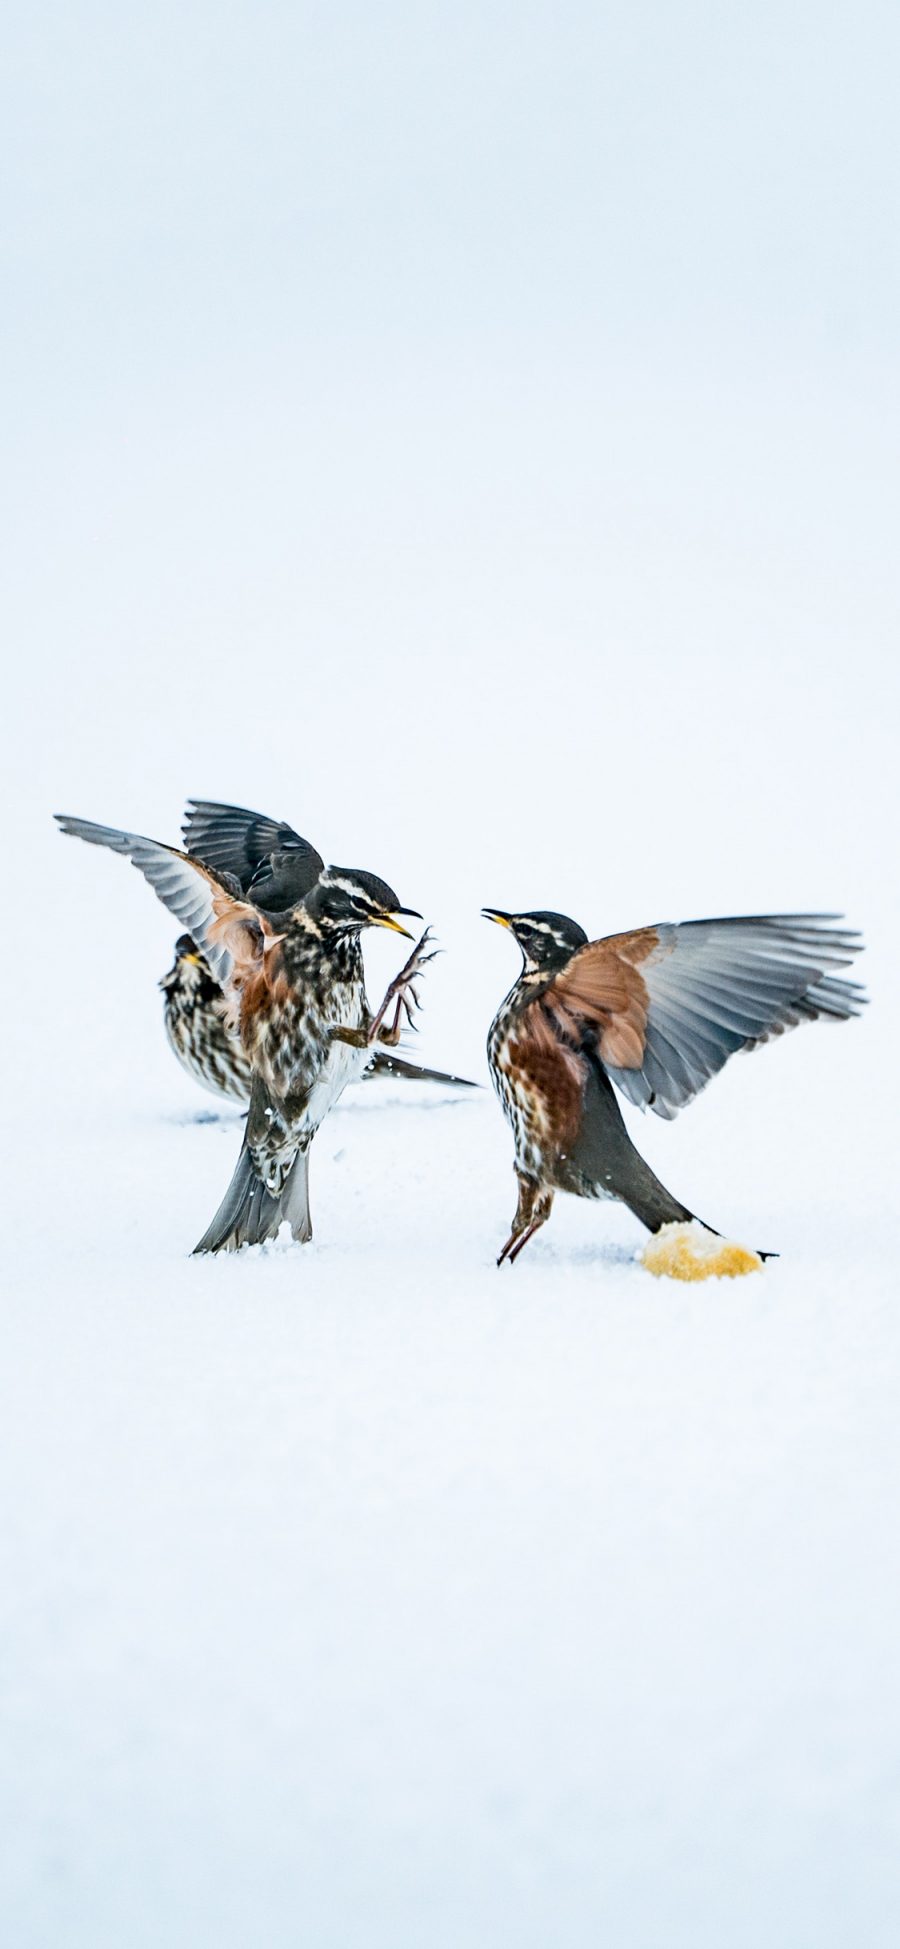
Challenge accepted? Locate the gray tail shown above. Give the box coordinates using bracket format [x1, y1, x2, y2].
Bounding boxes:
[193, 1137, 312, 1254]
[564, 1057, 698, 1232]
[612, 1152, 699, 1236]
[366, 1050, 478, 1088]
[621, 1171, 777, 1262]
[573, 1056, 777, 1255]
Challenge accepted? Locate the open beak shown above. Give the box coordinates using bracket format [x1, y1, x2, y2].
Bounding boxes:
[481, 908, 513, 929]
[375, 908, 422, 939]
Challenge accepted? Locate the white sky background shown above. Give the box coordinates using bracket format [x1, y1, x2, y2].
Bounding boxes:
[3, 0, 898, 1117]
[4, 3, 898, 929]
[2, 8, 900, 1944]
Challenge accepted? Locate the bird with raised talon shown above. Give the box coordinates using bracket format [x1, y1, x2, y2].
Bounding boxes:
[160, 801, 475, 1101]
[55, 811, 433, 1252]
[160, 933, 474, 1103]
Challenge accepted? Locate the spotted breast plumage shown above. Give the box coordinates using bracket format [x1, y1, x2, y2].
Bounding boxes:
[160, 937, 249, 1102]
[160, 801, 474, 1099]
[56, 811, 436, 1253]
[160, 933, 475, 1102]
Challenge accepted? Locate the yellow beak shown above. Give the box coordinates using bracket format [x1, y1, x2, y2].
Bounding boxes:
[374, 914, 415, 939]
[481, 909, 512, 930]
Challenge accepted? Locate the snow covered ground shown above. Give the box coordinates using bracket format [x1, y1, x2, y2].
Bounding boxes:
[4, 4, 900, 1944]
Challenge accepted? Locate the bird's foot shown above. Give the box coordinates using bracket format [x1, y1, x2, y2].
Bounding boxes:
[497, 1221, 541, 1267]
[497, 1177, 552, 1266]
[368, 929, 439, 1046]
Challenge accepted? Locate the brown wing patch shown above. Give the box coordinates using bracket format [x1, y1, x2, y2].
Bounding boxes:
[207, 894, 263, 967]
[204, 876, 285, 1029]
[237, 944, 291, 1032]
[545, 928, 659, 1072]
[505, 999, 587, 1153]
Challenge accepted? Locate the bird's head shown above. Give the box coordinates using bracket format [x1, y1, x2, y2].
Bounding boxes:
[481, 907, 588, 973]
[160, 934, 209, 991]
[308, 868, 422, 938]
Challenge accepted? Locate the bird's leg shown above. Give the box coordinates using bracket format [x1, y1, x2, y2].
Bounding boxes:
[497, 1175, 553, 1267]
[504, 1222, 540, 1265]
[508, 1191, 553, 1262]
[330, 1014, 415, 1050]
[498, 1171, 539, 1262]
[367, 930, 438, 1047]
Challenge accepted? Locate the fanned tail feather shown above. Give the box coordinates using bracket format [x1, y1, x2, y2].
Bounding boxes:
[193, 1138, 312, 1254]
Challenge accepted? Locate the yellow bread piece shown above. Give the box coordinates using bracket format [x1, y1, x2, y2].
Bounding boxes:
[640, 1219, 763, 1282]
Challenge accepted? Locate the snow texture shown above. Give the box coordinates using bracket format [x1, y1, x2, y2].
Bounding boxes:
[3, 3, 900, 1944]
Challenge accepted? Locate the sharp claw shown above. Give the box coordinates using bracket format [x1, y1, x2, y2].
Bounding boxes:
[369, 928, 437, 1043]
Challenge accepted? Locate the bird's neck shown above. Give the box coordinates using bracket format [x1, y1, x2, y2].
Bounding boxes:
[280, 921, 363, 983]
[503, 965, 556, 1016]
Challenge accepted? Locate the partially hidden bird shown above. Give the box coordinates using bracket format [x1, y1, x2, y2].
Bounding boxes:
[483, 907, 866, 1270]
[56, 811, 436, 1252]
[160, 800, 475, 1100]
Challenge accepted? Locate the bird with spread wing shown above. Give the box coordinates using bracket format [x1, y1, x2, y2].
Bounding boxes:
[483, 907, 866, 1267]
[158, 800, 475, 1101]
[56, 811, 436, 1252]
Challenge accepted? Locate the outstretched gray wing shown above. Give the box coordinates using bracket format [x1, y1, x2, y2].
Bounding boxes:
[546, 913, 866, 1120]
[55, 814, 269, 990]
